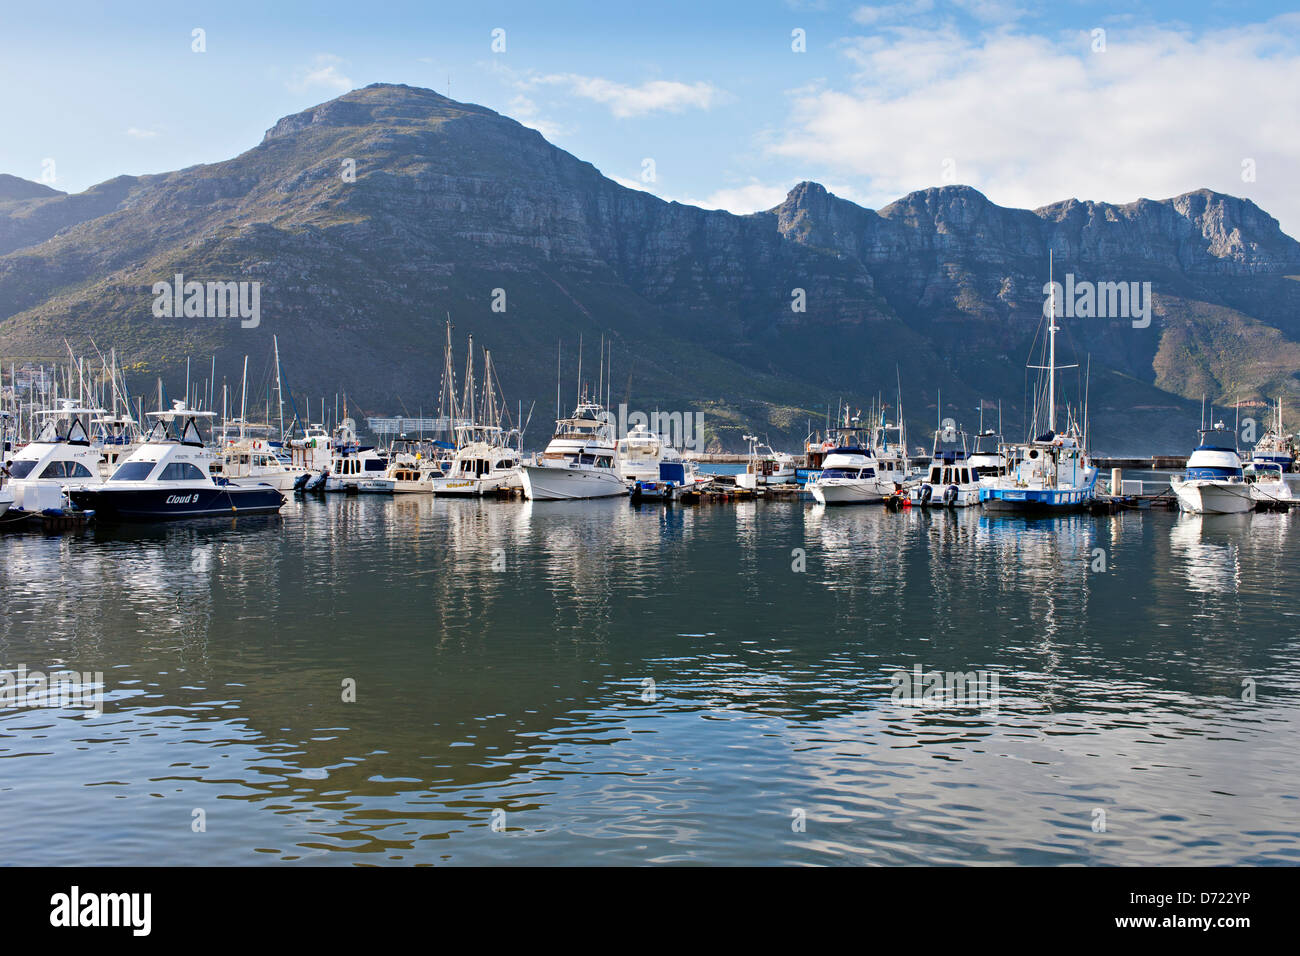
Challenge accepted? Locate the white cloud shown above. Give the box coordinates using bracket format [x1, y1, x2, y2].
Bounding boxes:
[288, 55, 354, 95]
[851, 1, 933, 27]
[125, 127, 158, 139]
[695, 181, 792, 214]
[771, 16, 1300, 236]
[524, 73, 724, 119]
[507, 95, 570, 140]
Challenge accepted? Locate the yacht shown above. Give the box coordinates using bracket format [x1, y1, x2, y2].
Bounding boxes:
[211, 437, 308, 491]
[3, 402, 106, 512]
[68, 402, 285, 520]
[980, 257, 1098, 513]
[1170, 423, 1252, 514]
[911, 420, 981, 507]
[808, 416, 888, 505]
[519, 397, 627, 500]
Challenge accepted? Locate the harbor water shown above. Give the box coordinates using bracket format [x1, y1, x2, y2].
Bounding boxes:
[1, 496, 1298, 865]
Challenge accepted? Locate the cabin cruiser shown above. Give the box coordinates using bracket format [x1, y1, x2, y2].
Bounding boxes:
[211, 438, 308, 492]
[1244, 458, 1293, 507]
[323, 418, 393, 493]
[1170, 424, 1252, 514]
[3, 402, 106, 513]
[808, 417, 890, 505]
[911, 420, 981, 507]
[383, 439, 454, 493]
[617, 423, 701, 497]
[68, 403, 285, 520]
[519, 398, 628, 500]
[431, 424, 522, 497]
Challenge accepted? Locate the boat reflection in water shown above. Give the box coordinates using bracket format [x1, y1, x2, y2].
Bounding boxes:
[3, 497, 1299, 866]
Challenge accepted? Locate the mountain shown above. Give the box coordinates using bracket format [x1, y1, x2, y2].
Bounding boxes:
[2, 82, 1299, 453]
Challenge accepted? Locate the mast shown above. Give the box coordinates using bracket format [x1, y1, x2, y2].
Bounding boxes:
[239, 355, 248, 439]
[273, 335, 285, 439]
[1048, 251, 1057, 433]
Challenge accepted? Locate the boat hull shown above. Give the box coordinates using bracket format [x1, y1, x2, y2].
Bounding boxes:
[520, 465, 628, 501]
[1172, 479, 1253, 514]
[979, 486, 1093, 513]
[810, 480, 885, 505]
[69, 484, 285, 521]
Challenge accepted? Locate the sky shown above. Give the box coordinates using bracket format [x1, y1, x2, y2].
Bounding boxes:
[3, 1, 1299, 234]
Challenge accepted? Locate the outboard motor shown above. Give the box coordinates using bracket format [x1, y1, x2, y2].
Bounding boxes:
[920, 484, 934, 505]
[944, 484, 959, 507]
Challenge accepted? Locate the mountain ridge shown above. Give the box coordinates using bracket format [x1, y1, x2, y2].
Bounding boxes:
[1, 82, 1297, 453]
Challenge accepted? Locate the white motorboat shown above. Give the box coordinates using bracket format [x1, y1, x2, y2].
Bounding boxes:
[3, 401, 107, 512]
[911, 420, 982, 507]
[1170, 423, 1252, 515]
[323, 418, 392, 493]
[1244, 458, 1293, 507]
[808, 416, 888, 505]
[519, 398, 628, 501]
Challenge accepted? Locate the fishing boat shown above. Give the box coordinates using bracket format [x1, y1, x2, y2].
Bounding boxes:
[808, 415, 888, 505]
[1170, 422, 1252, 514]
[3, 402, 107, 512]
[911, 419, 981, 507]
[519, 396, 627, 501]
[432, 424, 523, 496]
[738, 440, 798, 488]
[980, 256, 1098, 513]
[68, 402, 285, 520]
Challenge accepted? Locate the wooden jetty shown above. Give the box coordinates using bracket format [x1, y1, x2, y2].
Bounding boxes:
[0, 509, 92, 534]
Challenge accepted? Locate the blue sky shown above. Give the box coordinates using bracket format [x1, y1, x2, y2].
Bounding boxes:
[4, 1, 1299, 233]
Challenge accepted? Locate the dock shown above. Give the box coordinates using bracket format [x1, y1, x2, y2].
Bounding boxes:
[0, 509, 92, 534]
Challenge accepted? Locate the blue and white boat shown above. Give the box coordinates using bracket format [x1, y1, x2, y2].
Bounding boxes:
[980, 256, 1098, 513]
[1170, 423, 1252, 515]
[69, 402, 285, 520]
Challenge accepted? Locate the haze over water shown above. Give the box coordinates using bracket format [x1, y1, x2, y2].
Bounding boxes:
[2, 497, 1297, 865]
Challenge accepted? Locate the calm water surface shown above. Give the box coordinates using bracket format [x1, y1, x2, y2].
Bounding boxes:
[2, 496, 1298, 865]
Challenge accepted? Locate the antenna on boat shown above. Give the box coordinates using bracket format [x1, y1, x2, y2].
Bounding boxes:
[576, 334, 583, 403]
[556, 340, 562, 422]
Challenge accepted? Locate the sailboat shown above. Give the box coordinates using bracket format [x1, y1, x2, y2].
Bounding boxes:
[979, 255, 1098, 513]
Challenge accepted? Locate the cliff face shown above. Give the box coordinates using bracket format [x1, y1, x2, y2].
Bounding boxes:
[1, 83, 1298, 453]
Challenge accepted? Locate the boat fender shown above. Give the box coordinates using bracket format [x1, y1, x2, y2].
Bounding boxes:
[944, 484, 959, 506]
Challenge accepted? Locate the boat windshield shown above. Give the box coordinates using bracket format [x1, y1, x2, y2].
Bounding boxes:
[6, 460, 38, 479]
[111, 462, 157, 481]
